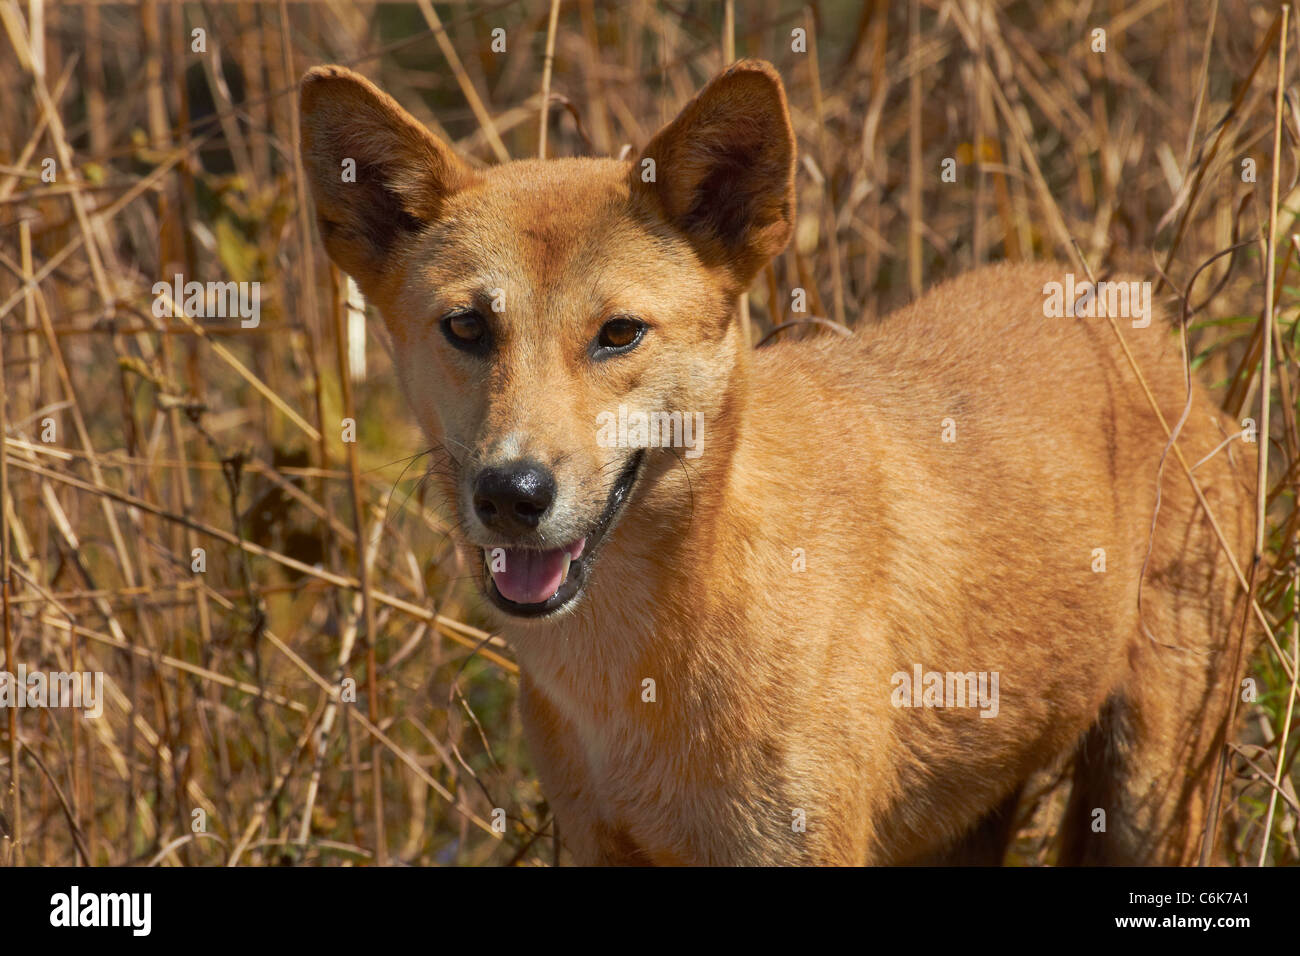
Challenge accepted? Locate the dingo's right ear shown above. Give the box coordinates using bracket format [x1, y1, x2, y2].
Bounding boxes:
[298, 66, 476, 295]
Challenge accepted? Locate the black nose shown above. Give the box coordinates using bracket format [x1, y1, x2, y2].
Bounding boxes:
[473, 461, 557, 533]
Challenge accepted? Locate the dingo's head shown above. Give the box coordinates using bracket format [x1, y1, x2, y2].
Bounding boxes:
[300, 61, 795, 619]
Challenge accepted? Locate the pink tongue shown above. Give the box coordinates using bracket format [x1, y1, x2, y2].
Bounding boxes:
[490, 539, 585, 605]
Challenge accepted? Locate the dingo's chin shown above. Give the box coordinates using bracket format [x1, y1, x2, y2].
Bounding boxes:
[474, 450, 644, 618]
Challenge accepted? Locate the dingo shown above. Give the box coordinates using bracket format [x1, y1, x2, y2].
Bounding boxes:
[300, 60, 1255, 865]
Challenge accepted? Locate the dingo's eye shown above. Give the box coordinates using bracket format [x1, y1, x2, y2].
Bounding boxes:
[441, 309, 487, 352]
[596, 316, 645, 354]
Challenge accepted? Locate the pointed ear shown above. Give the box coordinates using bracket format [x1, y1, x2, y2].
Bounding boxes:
[630, 60, 796, 292]
[298, 66, 476, 294]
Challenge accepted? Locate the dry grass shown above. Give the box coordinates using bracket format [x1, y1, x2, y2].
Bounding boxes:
[0, 0, 1297, 866]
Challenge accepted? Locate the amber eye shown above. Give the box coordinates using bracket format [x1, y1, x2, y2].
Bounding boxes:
[441, 309, 487, 352]
[597, 316, 645, 353]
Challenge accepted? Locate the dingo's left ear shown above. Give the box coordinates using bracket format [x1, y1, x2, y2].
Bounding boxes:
[298, 65, 477, 296]
[631, 59, 796, 293]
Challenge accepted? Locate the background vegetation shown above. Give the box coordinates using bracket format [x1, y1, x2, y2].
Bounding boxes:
[0, 0, 1296, 866]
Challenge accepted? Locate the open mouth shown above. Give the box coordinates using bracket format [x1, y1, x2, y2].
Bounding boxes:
[480, 450, 645, 618]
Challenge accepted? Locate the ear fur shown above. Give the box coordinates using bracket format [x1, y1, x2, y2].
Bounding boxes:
[631, 59, 797, 292]
[298, 65, 476, 293]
